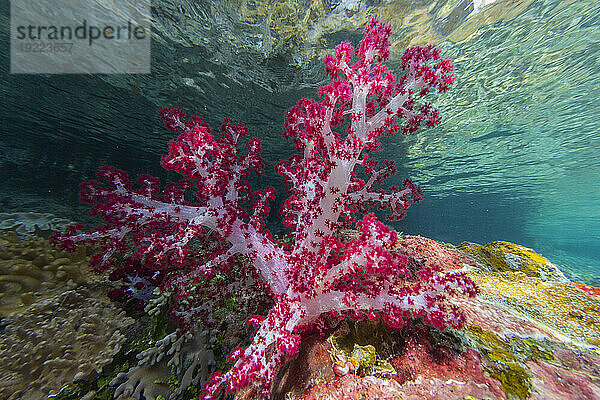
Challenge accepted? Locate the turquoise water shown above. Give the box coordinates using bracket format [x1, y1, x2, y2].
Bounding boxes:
[0, 0, 598, 284]
[393, 0, 600, 284]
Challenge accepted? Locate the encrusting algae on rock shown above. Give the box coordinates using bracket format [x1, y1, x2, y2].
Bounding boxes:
[467, 269, 600, 345]
[458, 241, 569, 282]
[266, 237, 600, 400]
[459, 240, 600, 346]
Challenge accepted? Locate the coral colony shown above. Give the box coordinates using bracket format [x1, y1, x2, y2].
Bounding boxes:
[54, 17, 478, 398]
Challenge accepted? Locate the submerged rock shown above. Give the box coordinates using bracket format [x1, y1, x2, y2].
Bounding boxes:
[270, 239, 600, 400]
[458, 241, 569, 282]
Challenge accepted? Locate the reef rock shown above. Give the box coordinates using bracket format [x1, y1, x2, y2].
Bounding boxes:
[270, 239, 600, 400]
[459, 241, 569, 282]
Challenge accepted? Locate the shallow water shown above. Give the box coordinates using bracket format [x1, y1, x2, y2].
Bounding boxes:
[0, 0, 598, 285]
[2, 2, 600, 400]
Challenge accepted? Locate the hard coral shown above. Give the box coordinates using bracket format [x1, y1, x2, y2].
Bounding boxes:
[53, 16, 477, 398]
[0, 232, 94, 316]
[0, 288, 133, 400]
[0, 212, 73, 236]
[111, 326, 217, 400]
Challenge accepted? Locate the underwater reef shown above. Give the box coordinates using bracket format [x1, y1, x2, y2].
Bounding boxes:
[0, 287, 133, 400]
[0, 227, 94, 317]
[2, 15, 599, 400]
[273, 238, 600, 400]
[1, 232, 599, 400]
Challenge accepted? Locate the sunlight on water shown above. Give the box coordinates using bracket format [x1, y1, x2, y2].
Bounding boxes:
[395, 0, 600, 281]
[3, 2, 600, 399]
[0, 0, 597, 283]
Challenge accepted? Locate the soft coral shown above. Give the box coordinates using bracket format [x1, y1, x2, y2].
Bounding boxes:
[53, 16, 476, 399]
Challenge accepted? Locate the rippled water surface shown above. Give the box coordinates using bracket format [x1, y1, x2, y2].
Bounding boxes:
[0, 0, 598, 283]
[398, 0, 600, 283]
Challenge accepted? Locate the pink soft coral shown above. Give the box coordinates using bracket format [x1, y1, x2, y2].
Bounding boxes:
[53, 16, 477, 398]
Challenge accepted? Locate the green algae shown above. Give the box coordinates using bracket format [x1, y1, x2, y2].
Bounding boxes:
[459, 241, 564, 282]
[466, 325, 557, 400]
[491, 364, 531, 400]
[328, 320, 399, 376]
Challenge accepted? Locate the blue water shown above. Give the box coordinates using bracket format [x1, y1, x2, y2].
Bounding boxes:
[389, 0, 600, 284]
[0, 0, 598, 284]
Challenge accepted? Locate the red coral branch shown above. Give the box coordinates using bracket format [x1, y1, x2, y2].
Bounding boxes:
[52, 16, 475, 399]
